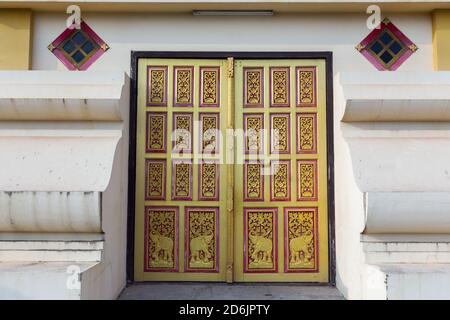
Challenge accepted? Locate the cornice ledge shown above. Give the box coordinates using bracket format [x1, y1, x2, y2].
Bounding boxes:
[0, 71, 127, 121]
[336, 72, 450, 122]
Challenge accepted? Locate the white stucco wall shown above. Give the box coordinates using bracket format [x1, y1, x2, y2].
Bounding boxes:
[32, 12, 432, 73]
[30, 11, 434, 299]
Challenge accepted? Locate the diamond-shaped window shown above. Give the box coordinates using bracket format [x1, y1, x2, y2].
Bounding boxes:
[356, 18, 418, 71]
[48, 20, 109, 71]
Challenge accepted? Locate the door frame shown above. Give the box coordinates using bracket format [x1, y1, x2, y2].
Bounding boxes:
[127, 51, 335, 285]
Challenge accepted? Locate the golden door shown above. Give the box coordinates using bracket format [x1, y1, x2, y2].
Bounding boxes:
[134, 58, 329, 282]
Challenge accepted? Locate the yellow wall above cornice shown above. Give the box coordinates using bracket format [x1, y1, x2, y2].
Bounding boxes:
[433, 10, 450, 70]
[0, 9, 32, 70]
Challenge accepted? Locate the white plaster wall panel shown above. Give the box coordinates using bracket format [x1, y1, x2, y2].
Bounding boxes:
[386, 265, 450, 300]
[344, 136, 450, 192]
[81, 75, 130, 299]
[365, 192, 450, 233]
[362, 264, 450, 300]
[333, 79, 366, 299]
[360, 264, 388, 300]
[32, 12, 432, 73]
[0, 132, 120, 191]
[80, 261, 114, 299]
[0, 192, 101, 232]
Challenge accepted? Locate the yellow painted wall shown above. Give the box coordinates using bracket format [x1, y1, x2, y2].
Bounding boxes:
[0, 10, 32, 70]
[432, 10, 450, 70]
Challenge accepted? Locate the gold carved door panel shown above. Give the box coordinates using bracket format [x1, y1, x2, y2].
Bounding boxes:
[134, 58, 329, 283]
[134, 59, 229, 281]
[233, 59, 329, 282]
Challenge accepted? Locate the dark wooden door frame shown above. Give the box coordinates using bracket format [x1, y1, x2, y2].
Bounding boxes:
[127, 51, 336, 285]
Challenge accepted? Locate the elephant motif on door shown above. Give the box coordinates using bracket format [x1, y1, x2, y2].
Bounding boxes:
[285, 208, 317, 271]
[190, 234, 214, 263]
[245, 209, 277, 271]
[149, 232, 174, 265]
[289, 231, 313, 264]
[249, 234, 273, 264]
[186, 208, 218, 271]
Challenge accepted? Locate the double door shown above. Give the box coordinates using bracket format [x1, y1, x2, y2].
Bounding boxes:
[134, 57, 329, 282]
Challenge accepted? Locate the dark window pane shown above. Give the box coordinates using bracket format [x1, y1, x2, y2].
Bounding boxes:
[71, 50, 85, 63]
[82, 41, 95, 55]
[62, 41, 75, 54]
[72, 32, 86, 45]
[370, 41, 383, 55]
[380, 51, 394, 64]
[379, 32, 393, 45]
[389, 41, 403, 55]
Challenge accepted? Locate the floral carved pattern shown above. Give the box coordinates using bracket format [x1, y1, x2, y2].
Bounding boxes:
[173, 113, 193, 153]
[147, 66, 167, 106]
[244, 162, 263, 201]
[200, 67, 220, 107]
[244, 114, 264, 154]
[145, 207, 178, 271]
[297, 113, 317, 153]
[145, 159, 166, 200]
[296, 67, 316, 107]
[172, 161, 192, 200]
[244, 68, 263, 107]
[185, 208, 218, 271]
[270, 114, 290, 154]
[174, 67, 193, 106]
[271, 160, 290, 201]
[245, 208, 277, 272]
[270, 67, 290, 107]
[199, 161, 219, 200]
[297, 160, 317, 201]
[285, 208, 317, 272]
[146, 112, 166, 153]
[200, 113, 219, 154]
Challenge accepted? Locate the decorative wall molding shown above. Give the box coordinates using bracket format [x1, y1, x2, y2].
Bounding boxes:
[336, 72, 450, 235]
[0, 71, 128, 191]
[0, 191, 101, 233]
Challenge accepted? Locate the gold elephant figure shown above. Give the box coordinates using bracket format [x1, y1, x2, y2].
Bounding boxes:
[289, 232, 313, 264]
[149, 232, 173, 263]
[190, 234, 214, 263]
[249, 234, 272, 263]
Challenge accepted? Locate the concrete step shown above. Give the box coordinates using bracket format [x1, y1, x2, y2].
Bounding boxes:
[119, 283, 344, 300]
[0, 261, 98, 299]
